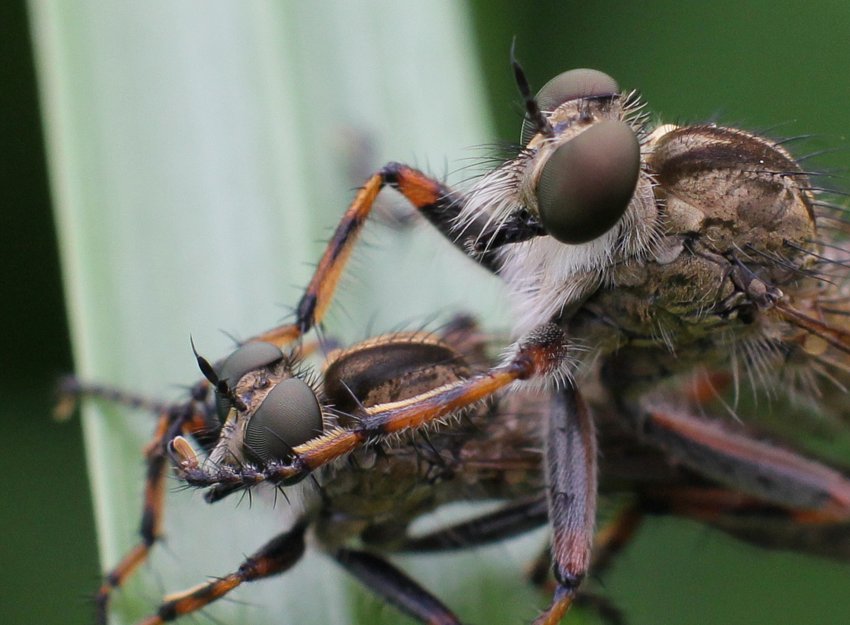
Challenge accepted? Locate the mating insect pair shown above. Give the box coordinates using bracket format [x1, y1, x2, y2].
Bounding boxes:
[64, 59, 850, 625]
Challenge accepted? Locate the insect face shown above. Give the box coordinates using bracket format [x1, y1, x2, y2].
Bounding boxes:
[462, 68, 660, 336]
[206, 342, 324, 469]
[519, 70, 641, 245]
[467, 68, 822, 395]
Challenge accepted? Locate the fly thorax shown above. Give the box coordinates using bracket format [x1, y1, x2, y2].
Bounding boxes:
[568, 123, 820, 371]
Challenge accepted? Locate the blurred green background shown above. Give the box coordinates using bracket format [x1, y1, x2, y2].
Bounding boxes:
[5, 1, 850, 624]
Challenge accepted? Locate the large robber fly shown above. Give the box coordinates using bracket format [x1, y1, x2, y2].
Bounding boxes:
[62, 58, 850, 625]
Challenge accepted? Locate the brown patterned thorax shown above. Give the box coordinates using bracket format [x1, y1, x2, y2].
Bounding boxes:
[568, 124, 824, 389]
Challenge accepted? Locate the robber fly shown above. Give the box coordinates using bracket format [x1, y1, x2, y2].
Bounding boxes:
[63, 57, 850, 625]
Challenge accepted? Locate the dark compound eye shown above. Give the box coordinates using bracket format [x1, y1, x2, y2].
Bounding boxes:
[521, 68, 619, 146]
[536, 120, 640, 245]
[214, 342, 284, 420]
[244, 378, 323, 463]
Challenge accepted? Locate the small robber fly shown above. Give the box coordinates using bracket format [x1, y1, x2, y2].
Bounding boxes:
[63, 55, 850, 625]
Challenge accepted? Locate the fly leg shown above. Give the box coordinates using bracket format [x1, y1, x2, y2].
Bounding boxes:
[57, 379, 217, 624]
[250, 162, 509, 349]
[335, 549, 462, 625]
[517, 497, 645, 591]
[55, 376, 176, 421]
[336, 498, 592, 625]
[524, 504, 643, 625]
[532, 383, 598, 625]
[391, 495, 634, 624]
[88, 403, 206, 623]
[326, 500, 549, 625]
[394, 496, 549, 553]
[629, 402, 850, 521]
[98, 400, 217, 624]
[92, 412, 168, 624]
[129, 520, 307, 625]
[637, 484, 850, 560]
[395, 497, 626, 625]
[57, 376, 218, 443]
[529, 544, 625, 625]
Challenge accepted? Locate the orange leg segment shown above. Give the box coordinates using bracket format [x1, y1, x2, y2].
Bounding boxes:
[250, 164, 461, 349]
[59, 382, 217, 625]
[137, 521, 307, 625]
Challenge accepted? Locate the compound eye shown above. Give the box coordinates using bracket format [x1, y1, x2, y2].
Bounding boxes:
[521, 68, 619, 145]
[244, 378, 323, 463]
[536, 120, 640, 245]
[214, 342, 284, 420]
